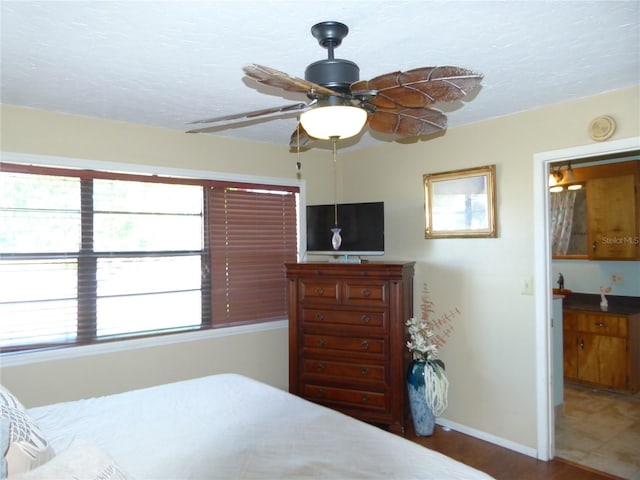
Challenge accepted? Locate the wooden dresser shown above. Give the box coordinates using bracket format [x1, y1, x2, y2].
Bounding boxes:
[286, 262, 414, 434]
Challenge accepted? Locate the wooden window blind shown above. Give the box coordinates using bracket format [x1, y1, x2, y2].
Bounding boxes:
[209, 185, 298, 327]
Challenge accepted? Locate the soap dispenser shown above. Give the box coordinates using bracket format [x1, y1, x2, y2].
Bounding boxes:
[600, 286, 611, 312]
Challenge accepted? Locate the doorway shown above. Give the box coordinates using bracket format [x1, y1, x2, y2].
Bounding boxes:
[533, 137, 640, 471]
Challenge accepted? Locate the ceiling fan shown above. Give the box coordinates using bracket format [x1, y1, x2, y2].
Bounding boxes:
[187, 21, 483, 148]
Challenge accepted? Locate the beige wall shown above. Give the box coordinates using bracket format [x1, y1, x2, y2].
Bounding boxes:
[1, 85, 639, 449]
[0, 105, 324, 176]
[0, 106, 308, 406]
[1, 326, 289, 408]
[338, 85, 640, 449]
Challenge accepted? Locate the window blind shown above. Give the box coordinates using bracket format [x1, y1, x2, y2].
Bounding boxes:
[0, 163, 299, 353]
[209, 186, 298, 327]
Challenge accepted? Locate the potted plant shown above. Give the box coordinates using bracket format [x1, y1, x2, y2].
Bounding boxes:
[405, 285, 458, 436]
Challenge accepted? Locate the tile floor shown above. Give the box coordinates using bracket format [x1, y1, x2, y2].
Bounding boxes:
[555, 383, 640, 479]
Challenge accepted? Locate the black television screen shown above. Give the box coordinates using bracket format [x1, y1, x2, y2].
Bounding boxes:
[306, 201, 384, 256]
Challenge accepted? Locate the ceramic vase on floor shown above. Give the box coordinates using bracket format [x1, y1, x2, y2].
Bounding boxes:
[407, 360, 436, 436]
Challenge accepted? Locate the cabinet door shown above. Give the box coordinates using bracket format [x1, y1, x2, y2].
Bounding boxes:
[587, 174, 638, 259]
[563, 334, 579, 380]
[578, 333, 627, 389]
[563, 311, 579, 380]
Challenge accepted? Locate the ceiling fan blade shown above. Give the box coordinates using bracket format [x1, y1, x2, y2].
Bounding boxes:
[187, 102, 308, 125]
[353, 66, 483, 109]
[186, 103, 314, 134]
[244, 64, 340, 97]
[368, 107, 447, 137]
[288, 123, 313, 148]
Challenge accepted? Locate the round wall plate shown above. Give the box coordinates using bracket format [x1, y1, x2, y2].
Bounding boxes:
[588, 115, 616, 141]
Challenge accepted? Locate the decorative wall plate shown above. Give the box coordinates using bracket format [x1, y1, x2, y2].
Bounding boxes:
[588, 115, 616, 141]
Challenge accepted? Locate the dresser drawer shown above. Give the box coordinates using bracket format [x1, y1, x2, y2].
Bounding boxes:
[303, 334, 386, 359]
[299, 279, 340, 304]
[304, 384, 388, 412]
[343, 280, 387, 306]
[302, 359, 387, 386]
[578, 313, 627, 337]
[301, 308, 387, 331]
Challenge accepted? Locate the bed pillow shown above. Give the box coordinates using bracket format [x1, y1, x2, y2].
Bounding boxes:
[12, 439, 128, 480]
[1, 417, 9, 478]
[0, 386, 54, 478]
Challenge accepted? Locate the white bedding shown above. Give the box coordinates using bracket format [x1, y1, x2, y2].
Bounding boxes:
[28, 374, 493, 479]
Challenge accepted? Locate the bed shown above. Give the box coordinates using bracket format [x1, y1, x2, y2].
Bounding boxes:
[2, 373, 494, 479]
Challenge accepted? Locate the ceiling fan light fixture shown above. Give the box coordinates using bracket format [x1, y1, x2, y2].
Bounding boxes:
[300, 105, 367, 140]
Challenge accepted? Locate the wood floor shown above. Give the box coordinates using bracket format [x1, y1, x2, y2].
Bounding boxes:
[406, 425, 624, 480]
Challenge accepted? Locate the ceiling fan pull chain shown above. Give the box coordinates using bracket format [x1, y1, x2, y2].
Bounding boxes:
[330, 137, 342, 251]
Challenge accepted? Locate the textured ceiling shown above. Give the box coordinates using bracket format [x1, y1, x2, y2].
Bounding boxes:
[1, 1, 639, 150]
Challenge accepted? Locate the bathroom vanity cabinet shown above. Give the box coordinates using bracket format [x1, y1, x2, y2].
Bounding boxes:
[563, 308, 640, 393]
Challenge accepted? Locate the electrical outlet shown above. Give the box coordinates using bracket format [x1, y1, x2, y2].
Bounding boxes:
[611, 273, 624, 285]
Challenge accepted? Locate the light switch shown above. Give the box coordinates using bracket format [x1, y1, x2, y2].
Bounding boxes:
[521, 276, 534, 295]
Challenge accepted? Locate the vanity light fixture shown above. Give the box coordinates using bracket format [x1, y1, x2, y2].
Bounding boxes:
[549, 169, 563, 187]
[549, 163, 583, 191]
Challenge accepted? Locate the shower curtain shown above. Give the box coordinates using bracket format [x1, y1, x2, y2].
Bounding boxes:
[550, 190, 577, 256]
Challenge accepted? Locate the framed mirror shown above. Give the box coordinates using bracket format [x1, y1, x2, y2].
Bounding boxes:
[424, 164, 497, 239]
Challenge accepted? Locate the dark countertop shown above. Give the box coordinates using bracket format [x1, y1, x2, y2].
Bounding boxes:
[563, 292, 640, 316]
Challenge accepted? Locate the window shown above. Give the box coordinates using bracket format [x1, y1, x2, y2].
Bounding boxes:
[0, 163, 299, 353]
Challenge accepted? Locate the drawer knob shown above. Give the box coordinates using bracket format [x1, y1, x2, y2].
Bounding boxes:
[315, 312, 325, 321]
[595, 322, 607, 328]
[316, 363, 325, 372]
[362, 394, 370, 402]
[360, 367, 369, 376]
[360, 314, 370, 324]
[361, 340, 369, 351]
[317, 338, 326, 348]
[315, 287, 325, 295]
[362, 289, 371, 298]
[317, 389, 326, 398]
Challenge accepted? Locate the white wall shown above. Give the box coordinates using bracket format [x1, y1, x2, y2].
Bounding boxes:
[551, 260, 640, 297]
[1, 84, 639, 452]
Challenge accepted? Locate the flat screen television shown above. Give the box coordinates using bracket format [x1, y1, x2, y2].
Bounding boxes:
[306, 201, 384, 258]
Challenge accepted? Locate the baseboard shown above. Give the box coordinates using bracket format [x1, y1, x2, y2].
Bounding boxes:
[554, 457, 625, 480]
[436, 418, 538, 459]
